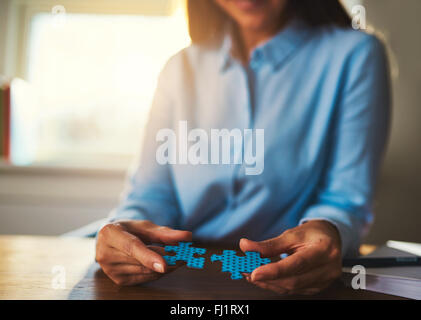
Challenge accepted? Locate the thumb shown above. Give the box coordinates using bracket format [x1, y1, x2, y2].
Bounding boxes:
[239, 235, 292, 258]
[151, 225, 193, 245]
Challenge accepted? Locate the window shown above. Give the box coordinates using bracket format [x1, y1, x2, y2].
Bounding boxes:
[11, 1, 190, 168]
[10, 0, 359, 168]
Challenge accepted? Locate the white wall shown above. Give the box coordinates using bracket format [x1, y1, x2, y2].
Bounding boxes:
[0, 165, 126, 235]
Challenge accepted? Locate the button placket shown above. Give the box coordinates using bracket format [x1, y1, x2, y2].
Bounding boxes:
[229, 58, 259, 205]
[250, 49, 264, 70]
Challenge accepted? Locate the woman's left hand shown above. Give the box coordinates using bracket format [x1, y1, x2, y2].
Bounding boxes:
[239, 220, 342, 296]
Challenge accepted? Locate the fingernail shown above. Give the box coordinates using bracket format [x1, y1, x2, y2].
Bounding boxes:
[153, 262, 164, 273]
[251, 273, 262, 282]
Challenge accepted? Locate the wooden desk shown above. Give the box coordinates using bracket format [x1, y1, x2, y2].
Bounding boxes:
[0, 235, 404, 300]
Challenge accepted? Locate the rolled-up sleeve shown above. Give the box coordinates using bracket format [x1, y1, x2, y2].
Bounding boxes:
[300, 35, 391, 257]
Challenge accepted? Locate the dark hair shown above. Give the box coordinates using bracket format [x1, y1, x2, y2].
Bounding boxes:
[187, 0, 352, 44]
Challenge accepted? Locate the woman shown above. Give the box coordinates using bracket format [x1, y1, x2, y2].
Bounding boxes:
[96, 0, 390, 295]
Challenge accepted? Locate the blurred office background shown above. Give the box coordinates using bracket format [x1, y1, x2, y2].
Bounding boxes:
[0, 0, 420, 244]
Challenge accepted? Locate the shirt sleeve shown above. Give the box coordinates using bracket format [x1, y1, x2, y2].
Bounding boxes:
[299, 34, 391, 257]
[107, 61, 182, 228]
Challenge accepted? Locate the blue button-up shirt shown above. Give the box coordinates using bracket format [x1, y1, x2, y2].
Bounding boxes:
[110, 21, 390, 257]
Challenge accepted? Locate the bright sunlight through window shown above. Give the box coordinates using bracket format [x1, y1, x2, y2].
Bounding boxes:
[15, 7, 190, 168]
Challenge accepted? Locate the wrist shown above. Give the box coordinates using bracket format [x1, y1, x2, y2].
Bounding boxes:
[303, 219, 341, 247]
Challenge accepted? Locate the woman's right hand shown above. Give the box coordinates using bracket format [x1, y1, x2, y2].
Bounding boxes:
[96, 220, 192, 286]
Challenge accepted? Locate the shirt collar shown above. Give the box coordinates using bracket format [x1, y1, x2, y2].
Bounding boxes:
[219, 19, 313, 72]
[219, 24, 238, 71]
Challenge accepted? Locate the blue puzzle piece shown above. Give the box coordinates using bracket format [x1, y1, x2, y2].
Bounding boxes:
[211, 250, 271, 280]
[163, 242, 207, 269]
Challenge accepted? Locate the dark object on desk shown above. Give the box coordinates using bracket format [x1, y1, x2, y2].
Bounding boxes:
[343, 256, 421, 268]
[342, 245, 421, 300]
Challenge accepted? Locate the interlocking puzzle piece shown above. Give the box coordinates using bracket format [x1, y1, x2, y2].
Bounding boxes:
[163, 242, 207, 269]
[211, 250, 271, 280]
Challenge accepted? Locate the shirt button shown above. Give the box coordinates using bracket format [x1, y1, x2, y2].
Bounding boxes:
[254, 49, 263, 60]
[250, 50, 263, 69]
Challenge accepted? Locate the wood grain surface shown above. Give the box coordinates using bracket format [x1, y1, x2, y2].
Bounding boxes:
[0, 235, 403, 300]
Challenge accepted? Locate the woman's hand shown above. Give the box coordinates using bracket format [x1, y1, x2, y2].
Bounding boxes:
[239, 220, 342, 295]
[96, 220, 192, 286]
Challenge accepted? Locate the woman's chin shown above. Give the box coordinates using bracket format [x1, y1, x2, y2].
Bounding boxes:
[237, 18, 274, 33]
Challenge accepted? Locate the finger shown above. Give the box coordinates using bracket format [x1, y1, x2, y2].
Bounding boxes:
[108, 259, 176, 275]
[98, 244, 174, 267]
[293, 274, 339, 295]
[251, 247, 328, 281]
[124, 272, 163, 286]
[111, 272, 162, 286]
[98, 244, 168, 266]
[102, 224, 167, 273]
[148, 245, 186, 270]
[148, 245, 167, 256]
[105, 263, 155, 276]
[239, 232, 295, 258]
[253, 280, 323, 296]
[293, 287, 325, 296]
[252, 280, 289, 295]
[97, 245, 142, 265]
[252, 263, 341, 291]
[111, 262, 178, 277]
[121, 221, 192, 245]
